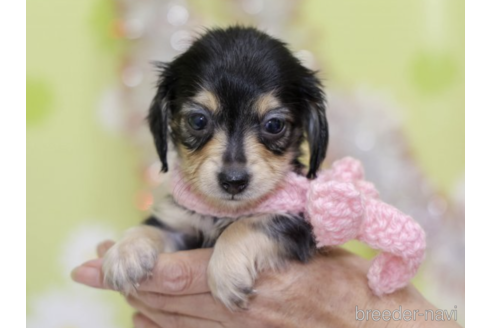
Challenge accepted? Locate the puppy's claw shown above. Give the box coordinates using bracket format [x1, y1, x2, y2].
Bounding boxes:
[216, 287, 252, 311]
[208, 264, 255, 311]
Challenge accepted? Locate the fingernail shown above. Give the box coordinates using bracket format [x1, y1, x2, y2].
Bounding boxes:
[71, 265, 97, 281]
[70, 259, 102, 280]
[71, 265, 103, 288]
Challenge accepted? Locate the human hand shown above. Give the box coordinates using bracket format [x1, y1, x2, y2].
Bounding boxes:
[72, 243, 460, 328]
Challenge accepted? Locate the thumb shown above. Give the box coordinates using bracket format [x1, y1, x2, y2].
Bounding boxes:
[71, 248, 213, 295]
[138, 248, 213, 295]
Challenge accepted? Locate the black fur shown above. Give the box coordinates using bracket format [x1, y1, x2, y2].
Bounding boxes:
[142, 216, 168, 230]
[143, 216, 204, 251]
[148, 62, 175, 172]
[261, 215, 316, 263]
[147, 26, 329, 177]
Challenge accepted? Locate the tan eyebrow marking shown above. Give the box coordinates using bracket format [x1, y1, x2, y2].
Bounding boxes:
[254, 92, 281, 116]
[191, 89, 219, 113]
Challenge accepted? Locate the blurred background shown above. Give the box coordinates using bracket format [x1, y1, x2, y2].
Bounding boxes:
[27, 0, 464, 326]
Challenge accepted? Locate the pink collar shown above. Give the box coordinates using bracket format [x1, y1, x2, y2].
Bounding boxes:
[170, 169, 310, 218]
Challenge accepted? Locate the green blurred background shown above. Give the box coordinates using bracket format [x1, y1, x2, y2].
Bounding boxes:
[27, 0, 464, 327]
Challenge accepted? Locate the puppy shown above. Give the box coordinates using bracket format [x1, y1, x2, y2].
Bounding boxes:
[102, 26, 329, 310]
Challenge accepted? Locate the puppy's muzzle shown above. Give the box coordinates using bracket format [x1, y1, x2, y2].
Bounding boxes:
[218, 165, 249, 195]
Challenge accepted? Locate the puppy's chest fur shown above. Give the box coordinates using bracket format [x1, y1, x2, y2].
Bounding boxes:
[149, 194, 238, 249]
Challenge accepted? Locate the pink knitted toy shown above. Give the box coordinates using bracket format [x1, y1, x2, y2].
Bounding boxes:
[171, 157, 426, 296]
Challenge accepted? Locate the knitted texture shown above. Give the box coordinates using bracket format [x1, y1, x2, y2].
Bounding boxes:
[170, 157, 426, 295]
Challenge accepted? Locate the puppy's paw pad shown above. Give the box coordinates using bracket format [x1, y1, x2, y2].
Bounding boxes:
[102, 240, 158, 294]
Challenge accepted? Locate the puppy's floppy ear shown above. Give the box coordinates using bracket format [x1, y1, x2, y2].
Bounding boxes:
[148, 62, 174, 173]
[301, 73, 329, 179]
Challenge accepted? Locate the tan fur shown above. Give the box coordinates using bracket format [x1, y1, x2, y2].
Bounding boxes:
[254, 91, 281, 116]
[208, 215, 284, 310]
[178, 129, 227, 193]
[191, 89, 219, 113]
[102, 225, 170, 294]
[243, 132, 294, 197]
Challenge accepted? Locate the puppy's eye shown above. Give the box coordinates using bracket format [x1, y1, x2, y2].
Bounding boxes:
[188, 114, 208, 130]
[264, 118, 285, 134]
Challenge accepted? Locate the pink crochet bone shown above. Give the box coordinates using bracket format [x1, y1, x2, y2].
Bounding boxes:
[171, 157, 426, 296]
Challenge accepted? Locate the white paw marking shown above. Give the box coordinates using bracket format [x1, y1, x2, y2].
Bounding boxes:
[102, 239, 159, 294]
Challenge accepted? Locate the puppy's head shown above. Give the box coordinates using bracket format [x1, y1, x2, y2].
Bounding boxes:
[149, 27, 328, 208]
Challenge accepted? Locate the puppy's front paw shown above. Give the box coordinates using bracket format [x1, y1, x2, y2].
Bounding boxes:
[102, 238, 159, 294]
[207, 253, 256, 311]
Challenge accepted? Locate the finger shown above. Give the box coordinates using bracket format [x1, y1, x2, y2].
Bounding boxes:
[138, 248, 213, 295]
[127, 295, 221, 328]
[133, 313, 160, 328]
[71, 258, 107, 289]
[136, 291, 229, 321]
[97, 240, 115, 258]
[72, 247, 213, 293]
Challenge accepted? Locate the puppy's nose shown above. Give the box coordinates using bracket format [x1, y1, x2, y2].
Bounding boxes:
[218, 168, 249, 195]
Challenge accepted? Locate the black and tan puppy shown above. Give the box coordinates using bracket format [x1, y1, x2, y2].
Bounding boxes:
[102, 26, 329, 310]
